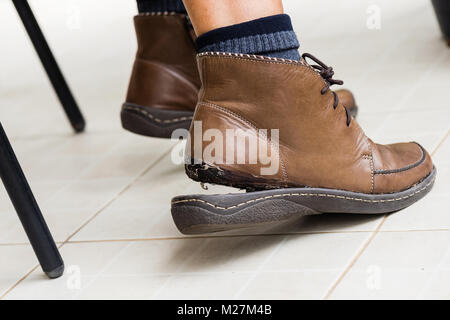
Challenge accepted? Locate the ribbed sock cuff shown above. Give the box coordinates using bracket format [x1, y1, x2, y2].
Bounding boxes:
[196, 14, 300, 60]
[137, 0, 186, 13]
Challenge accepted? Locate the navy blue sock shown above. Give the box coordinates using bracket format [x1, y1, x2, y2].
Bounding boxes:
[196, 14, 300, 61]
[137, 0, 187, 14]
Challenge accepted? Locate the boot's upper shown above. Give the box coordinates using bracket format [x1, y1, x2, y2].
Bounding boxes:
[125, 13, 356, 116]
[126, 13, 200, 111]
[335, 89, 357, 116]
[188, 52, 433, 194]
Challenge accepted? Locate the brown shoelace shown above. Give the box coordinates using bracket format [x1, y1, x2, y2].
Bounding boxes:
[302, 53, 352, 126]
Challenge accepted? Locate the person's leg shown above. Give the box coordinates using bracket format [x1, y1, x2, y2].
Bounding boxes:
[183, 0, 300, 60]
[184, 0, 283, 35]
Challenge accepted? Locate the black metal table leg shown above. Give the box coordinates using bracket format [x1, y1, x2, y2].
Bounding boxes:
[12, 0, 86, 133]
[432, 0, 450, 46]
[0, 122, 64, 279]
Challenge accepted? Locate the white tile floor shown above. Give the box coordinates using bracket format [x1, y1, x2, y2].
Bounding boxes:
[0, 0, 449, 300]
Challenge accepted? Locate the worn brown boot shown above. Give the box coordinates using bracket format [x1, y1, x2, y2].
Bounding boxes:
[171, 52, 436, 234]
[122, 13, 358, 138]
[121, 13, 200, 138]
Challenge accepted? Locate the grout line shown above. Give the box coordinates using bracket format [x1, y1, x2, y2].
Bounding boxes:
[63, 228, 450, 243]
[59, 144, 175, 245]
[150, 239, 210, 299]
[9, 129, 123, 142]
[322, 131, 448, 299]
[0, 265, 39, 299]
[0, 144, 176, 300]
[322, 214, 388, 299]
[373, 51, 450, 138]
[233, 236, 288, 299]
[66, 231, 375, 243]
[71, 240, 137, 299]
[2, 227, 450, 247]
[431, 130, 449, 157]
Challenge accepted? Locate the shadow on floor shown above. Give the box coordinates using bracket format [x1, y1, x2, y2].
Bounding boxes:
[165, 212, 381, 271]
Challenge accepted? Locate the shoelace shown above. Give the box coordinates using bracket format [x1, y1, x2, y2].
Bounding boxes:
[302, 53, 352, 126]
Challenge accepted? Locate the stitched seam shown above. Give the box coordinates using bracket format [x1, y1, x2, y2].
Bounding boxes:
[137, 12, 179, 16]
[198, 51, 307, 66]
[363, 153, 375, 194]
[198, 102, 288, 181]
[123, 105, 192, 124]
[363, 137, 375, 194]
[373, 143, 426, 175]
[368, 143, 375, 194]
[198, 52, 332, 112]
[172, 178, 435, 210]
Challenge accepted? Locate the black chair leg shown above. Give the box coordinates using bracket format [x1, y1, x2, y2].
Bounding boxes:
[12, 0, 86, 133]
[0, 122, 64, 279]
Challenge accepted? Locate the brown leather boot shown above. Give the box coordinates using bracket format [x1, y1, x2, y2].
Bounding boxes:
[171, 52, 436, 234]
[121, 13, 200, 138]
[122, 13, 358, 138]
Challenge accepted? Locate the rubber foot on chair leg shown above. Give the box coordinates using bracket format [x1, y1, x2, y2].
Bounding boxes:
[45, 264, 65, 279]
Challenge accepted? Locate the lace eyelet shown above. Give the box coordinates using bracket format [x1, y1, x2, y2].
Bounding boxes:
[303, 53, 350, 126]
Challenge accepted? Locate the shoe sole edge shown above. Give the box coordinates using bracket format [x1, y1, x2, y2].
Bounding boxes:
[171, 167, 436, 234]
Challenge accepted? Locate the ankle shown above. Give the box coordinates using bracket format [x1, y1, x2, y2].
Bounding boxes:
[196, 14, 300, 61]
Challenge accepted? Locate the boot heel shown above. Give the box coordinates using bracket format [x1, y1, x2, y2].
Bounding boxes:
[121, 103, 193, 138]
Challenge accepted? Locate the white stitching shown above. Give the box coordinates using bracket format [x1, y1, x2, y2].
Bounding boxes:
[198, 51, 308, 66]
[171, 179, 435, 210]
[123, 105, 192, 124]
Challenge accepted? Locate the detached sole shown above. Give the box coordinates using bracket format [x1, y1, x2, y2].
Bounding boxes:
[121, 102, 193, 138]
[172, 167, 436, 235]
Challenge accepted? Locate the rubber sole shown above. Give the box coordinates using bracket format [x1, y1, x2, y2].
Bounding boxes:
[121, 102, 193, 138]
[172, 167, 436, 235]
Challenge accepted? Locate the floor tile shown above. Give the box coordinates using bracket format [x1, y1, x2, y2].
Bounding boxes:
[155, 273, 251, 300]
[433, 133, 450, 166]
[381, 195, 450, 231]
[329, 231, 450, 299]
[238, 232, 371, 299]
[42, 178, 131, 211]
[3, 241, 129, 300]
[0, 245, 38, 297]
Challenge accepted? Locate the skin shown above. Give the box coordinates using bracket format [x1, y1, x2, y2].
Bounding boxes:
[182, 0, 284, 36]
